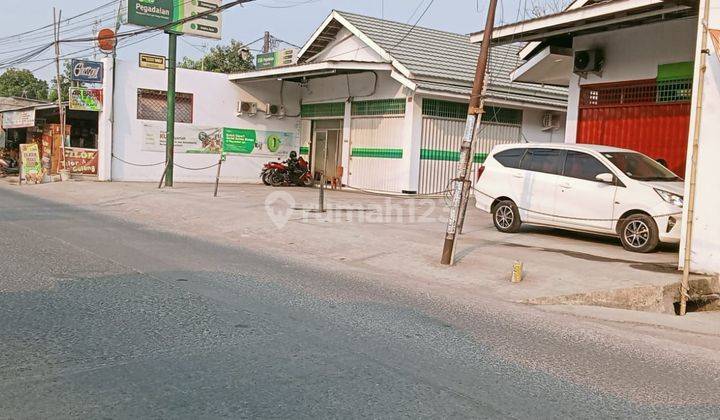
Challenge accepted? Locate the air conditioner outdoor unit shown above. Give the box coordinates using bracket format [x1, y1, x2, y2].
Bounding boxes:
[237, 101, 257, 116]
[541, 112, 559, 131]
[265, 103, 285, 119]
[573, 49, 604, 74]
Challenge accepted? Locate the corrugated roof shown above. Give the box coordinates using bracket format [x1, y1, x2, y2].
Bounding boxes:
[334, 11, 568, 105]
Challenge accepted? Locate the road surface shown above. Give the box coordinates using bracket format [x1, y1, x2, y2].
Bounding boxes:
[1, 188, 718, 418]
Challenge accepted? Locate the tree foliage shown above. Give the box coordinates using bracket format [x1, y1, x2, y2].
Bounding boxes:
[48, 60, 76, 102]
[0, 68, 49, 100]
[179, 39, 255, 73]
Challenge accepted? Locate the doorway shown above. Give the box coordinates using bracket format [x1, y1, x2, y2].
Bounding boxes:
[311, 119, 343, 180]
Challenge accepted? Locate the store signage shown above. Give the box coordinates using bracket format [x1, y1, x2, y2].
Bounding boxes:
[139, 53, 166, 70]
[172, 0, 222, 39]
[71, 59, 104, 83]
[69, 88, 103, 112]
[19, 143, 42, 183]
[123, 0, 222, 39]
[123, 0, 175, 28]
[2, 109, 35, 129]
[140, 122, 297, 157]
[256, 49, 296, 70]
[64, 147, 99, 175]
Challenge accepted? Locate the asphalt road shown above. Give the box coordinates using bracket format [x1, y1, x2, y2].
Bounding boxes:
[1, 188, 719, 419]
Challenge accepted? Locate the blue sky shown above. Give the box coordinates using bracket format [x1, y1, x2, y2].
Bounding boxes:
[0, 0, 532, 82]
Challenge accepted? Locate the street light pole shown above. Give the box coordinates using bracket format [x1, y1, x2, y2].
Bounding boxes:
[440, 0, 499, 265]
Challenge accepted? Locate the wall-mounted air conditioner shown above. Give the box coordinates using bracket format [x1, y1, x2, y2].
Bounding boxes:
[265, 103, 285, 119]
[573, 49, 604, 75]
[541, 112, 559, 131]
[237, 101, 257, 116]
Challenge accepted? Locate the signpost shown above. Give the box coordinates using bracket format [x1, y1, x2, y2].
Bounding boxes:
[19, 143, 42, 184]
[69, 88, 103, 111]
[139, 52, 167, 70]
[172, 0, 222, 39]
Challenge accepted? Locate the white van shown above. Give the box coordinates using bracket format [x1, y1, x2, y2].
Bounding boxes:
[474, 144, 684, 252]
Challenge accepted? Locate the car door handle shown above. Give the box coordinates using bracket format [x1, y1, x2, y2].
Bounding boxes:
[560, 183, 572, 189]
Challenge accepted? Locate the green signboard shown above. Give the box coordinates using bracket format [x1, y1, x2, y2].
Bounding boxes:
[124, 0, 174, 28]
[222, 128, 257, 154]
[255, 49, 296, 70]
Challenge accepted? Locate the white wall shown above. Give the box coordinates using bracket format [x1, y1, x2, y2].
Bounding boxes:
[565, 17, 698, 142]
[301, 71, 405, 104]
[311, 27, 385, 63]
[104, 59, 301, 183]
[680, 4, 720, 276]
[521, 108, 566, 143]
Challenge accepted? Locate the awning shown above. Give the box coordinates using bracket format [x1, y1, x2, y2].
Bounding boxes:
[470, 0, 697, 45]
[510, 46, 573, 85]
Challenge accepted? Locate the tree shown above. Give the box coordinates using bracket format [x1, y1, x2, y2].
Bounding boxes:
[0, 68, 49, 100]
[528, 0, 572, 17]
[48, 60, 76, 102]
[179, 39, 255, 73]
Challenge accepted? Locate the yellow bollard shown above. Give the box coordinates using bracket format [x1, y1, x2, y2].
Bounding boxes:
[511, 260, 523, 283]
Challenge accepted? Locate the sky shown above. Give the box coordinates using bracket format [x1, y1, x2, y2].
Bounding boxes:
[0, 0, 534, 82]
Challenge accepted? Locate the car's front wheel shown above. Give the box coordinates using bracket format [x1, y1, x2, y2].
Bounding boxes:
[492, 200, 522, 233]
[619, 214, 659, 253]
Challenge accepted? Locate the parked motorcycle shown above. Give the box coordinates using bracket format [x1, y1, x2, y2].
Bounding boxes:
[260, 160, 286, 186]
[0, 156, 18, 177]
[263, 157, 312, 187]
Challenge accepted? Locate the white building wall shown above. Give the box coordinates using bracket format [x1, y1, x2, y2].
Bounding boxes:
[565, 17, 698, 142]
[103, 59, 301, 183]
[301, 71, 405, 104]
[311, 28, 386, 63]
[521, 108, 566, 143]
[680, 4, 720, 276]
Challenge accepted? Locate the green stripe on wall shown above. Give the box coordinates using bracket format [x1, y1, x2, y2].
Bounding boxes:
[299, 146, 310, 155]
[420, 149, 487, 163]
[351, 148, 403, 159]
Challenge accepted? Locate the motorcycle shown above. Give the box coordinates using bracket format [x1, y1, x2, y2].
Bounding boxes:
[260, 160, 286, 186]
[267, 157, 312, 187]
[0, 156, 19, 177]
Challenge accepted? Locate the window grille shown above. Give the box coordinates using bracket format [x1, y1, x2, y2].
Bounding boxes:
[579, 78, 692, 108]
[301, 102, 345, 118]
[351, 99, 406, 116]
[137, 89, 193, 123]
[422, 99, 523, 125]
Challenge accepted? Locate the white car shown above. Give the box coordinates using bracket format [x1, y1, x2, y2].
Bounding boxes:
[474, 143, 684, 253]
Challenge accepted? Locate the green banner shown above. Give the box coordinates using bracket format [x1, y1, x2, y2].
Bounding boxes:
[222, 128, 257, 154]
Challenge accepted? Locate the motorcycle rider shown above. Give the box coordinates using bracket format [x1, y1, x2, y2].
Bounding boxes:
[285, 151, 301, 182]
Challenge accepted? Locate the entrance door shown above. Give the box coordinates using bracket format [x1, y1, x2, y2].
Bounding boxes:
[312, 128, 342, 180]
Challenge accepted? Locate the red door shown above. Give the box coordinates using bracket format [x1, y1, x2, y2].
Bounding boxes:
[577, 79, 692, 176]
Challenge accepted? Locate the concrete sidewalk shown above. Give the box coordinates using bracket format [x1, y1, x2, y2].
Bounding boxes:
[2, 180, 688, 307]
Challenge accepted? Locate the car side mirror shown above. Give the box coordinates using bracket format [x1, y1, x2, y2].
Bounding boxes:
[595, 173, 614, 184]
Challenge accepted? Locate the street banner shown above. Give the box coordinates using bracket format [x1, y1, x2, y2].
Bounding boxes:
[69, 88, 103, 112]
[222, 128, 296, 157]
[172, 0, 222, 39]
[70, 59, 104, 83]
[141, 123, 223, 153]
[1, 109, 35, 129]
[141, 122, 297, 157]
[64, 147, 99, 175]
[19, 143, 42, 183]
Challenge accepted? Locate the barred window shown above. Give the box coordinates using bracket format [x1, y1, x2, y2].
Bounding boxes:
[137, 89, 193, 123]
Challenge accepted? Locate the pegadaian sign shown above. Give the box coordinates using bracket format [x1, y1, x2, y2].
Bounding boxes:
[70, 59, 103, 83]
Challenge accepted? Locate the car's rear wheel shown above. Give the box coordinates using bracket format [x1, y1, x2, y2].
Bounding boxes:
[619, 214, 659, 253]
[492, 200, 521, 233]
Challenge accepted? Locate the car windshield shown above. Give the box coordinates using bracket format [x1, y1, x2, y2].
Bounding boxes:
[602, 152, 681, 181]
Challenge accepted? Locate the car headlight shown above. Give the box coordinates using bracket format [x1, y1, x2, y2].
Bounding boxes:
[654, 188, 684, 207]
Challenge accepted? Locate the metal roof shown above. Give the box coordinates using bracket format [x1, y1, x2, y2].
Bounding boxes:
[301, 11, 568, 107]
[337, 11, 567, 103]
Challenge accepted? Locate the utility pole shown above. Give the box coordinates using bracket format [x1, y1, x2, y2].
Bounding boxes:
[164, 31, 178, 187]
[263, 31, 271, 53]
[440, 0, 499, 265]
[53, 8, 67, 176]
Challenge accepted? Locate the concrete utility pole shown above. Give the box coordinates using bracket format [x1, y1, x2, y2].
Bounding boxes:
[263, 31, 271, 53]
[440, 0, 499, 265]
[164, 31, 178, 187]
[53, 8, 67, 175]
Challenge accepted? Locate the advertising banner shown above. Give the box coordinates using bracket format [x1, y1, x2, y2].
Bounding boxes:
[69, 88, 103, 111]
[2, 109, 35, 129]
[141, 122, 297, 157]
[70, 59, 104, 83]
[19, 143, 42, 183]
[141, 123, 223, 153]
[64, 147, 99, 175]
